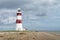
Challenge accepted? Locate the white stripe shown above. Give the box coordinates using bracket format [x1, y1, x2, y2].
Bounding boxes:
[16, 23, 23, 31]
[17, 12, 22, 13]
[17, 16, 22, 19]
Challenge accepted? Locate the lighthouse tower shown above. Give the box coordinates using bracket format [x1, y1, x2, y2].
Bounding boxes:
[16, 8, 24, 31]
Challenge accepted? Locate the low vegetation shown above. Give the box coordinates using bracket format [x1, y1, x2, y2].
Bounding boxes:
[0, 32, 59, 40]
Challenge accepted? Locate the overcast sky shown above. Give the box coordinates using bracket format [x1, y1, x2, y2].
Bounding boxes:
[0, 0, 60, 31]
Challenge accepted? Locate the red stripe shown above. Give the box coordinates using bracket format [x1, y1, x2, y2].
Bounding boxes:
[16, 20, 22, 23]
[17, 13, 22, 16]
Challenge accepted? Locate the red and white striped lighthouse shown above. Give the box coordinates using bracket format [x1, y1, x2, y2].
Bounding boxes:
[16, 8, 24, 31]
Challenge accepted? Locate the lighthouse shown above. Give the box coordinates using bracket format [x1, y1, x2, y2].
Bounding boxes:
[16, 8, 24, 31]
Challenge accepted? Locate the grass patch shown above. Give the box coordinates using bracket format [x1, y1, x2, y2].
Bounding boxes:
[0, 30, 31, 32]
[0, 35, 4, 37]
[19, 32, 26, 35]
[0, 30, 16, 32]
[7, 37, 15, 40]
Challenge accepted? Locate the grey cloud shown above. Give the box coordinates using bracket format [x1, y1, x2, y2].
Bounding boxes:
[0, 0, 59, 12]
[0, 0, 31, 9]
[1, 17, 16, 24]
